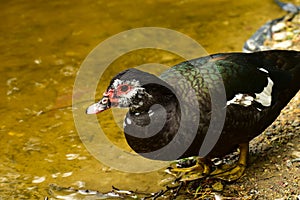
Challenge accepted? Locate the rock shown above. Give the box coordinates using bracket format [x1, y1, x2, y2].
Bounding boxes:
[291, 151, 300, 159]
[273, 40, 293, 49]
[271, 22, 286, 32]
[273, 32, 287, 41]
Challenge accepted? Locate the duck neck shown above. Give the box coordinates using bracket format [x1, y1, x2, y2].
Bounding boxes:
[124, 84, 181, 160]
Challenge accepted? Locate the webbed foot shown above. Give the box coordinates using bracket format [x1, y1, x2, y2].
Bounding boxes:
[210, 143, 248, 182]
[167, 157, 210, 182]
[163, 143, 249, 183]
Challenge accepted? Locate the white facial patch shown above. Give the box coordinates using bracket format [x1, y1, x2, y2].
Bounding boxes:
[112, 79, 123, 89]
[111, 79, 145, 107]
[112, 79, 141, 89]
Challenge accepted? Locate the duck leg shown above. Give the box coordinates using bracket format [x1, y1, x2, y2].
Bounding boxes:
[210, 143, 248, 182]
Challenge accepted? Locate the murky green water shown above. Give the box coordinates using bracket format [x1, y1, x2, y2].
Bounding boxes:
[0, 0, 287, 199]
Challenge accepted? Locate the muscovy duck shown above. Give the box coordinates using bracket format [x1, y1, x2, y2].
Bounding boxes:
[86, 50, 300, 182]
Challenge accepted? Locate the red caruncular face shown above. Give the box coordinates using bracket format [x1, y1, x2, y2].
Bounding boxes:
[104, 83, 133, 104]
[86, 79, 142, 114]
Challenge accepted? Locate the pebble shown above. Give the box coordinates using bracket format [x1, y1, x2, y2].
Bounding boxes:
[291, 158, 300, 163]
[271, 22, 286, 32]
[273, 40, 293, 49]
[66, 153, 80, 160]
[61, 172, 73, 177]
[291, 151, 300, 158]
[286, 160, 293, 168]
[32, 176, 46, 183]
[249, 189, 259, 195]
[273, 32, 287, 41]
[73, 181, 85, 188]
[291, 121, 299, 127]
[51, 173, 60, 178]
[287, 142, 294, 147]
[214, 194, 223, 200]
[34, 58, 42, 65]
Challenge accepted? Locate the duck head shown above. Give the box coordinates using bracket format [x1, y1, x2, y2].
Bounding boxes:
[86, 68, 172, 114]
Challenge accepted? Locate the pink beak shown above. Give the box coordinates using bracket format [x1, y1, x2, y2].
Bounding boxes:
[86, 89, 116, 114]
[86, 100, 110, 114]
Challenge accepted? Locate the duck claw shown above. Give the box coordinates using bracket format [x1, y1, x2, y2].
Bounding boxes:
[166, 157, 210, 182]
[211, 163, 246, 182]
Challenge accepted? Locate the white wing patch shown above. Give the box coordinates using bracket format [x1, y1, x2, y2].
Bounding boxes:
[226, 94, 254, 106]
[227, 67, 274, 109]
[258, 67, 269, 74]
[126, 117, 132, 125]
[254, 77, 274, 107]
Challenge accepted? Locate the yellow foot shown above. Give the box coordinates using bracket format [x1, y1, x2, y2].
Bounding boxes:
[167, 157, 210, 182]
[163, 142, 249, 183]
[211, 163, 246, 182]
[210, 143, 249, 182]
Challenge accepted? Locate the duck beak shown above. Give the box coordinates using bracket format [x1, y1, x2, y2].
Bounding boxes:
[86, 96, 111, 114]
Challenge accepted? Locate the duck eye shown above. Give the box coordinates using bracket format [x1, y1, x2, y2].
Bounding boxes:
[120, 85, 129, 92]
[101, 97, 108, 104]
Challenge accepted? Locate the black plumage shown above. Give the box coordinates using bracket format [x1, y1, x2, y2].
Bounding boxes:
[87, 50, 300, 163]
